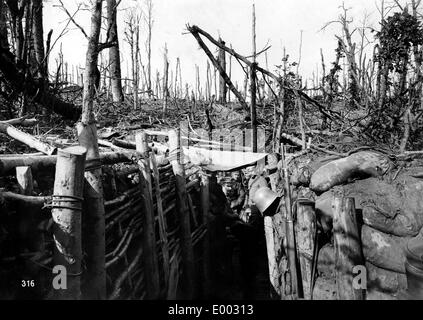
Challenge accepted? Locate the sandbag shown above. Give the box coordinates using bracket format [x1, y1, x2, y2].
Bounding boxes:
[366, 290, 397, 300]
[289, 154, 335, 187]
[317, 243, 335, 277]
[346, 177, 423, 237]
[366, 262, 407, 294]
[315, 177, 423, 237]
[309, 151, 392, 193]
[361, 225, 408, 273]
[312, 275, 336, 300]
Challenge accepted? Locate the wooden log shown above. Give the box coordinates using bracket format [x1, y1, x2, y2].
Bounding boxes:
[1, 191, 50, 208]
[136, 131, 160, 299]
[168, 129, 195, 299]
[0, 122, 56, 155]
[1, 117, 38, 127]
[296, 198, 316, 300]
[264, 215, 280, 296]
[281, 144, 299, 299]
[0, 151, 136, 175]
[218, 38, 227, 103]
[16, 166, 34, 195]
[52, 146, 86, 300]
[151, 151, 170, 290]
[250, 62, 257, 152]
[332, 190, 363, 300]
[77, 122, 106, 300]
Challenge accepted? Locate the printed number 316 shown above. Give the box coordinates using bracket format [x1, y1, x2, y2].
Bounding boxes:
[21, 280, 35, 287]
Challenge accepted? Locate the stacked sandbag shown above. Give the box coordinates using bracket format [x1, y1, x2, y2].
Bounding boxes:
[309, 151, 393, 193]
[307, 152, 423, 299]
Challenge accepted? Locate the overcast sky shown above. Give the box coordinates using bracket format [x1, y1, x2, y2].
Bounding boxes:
[43, 0, 406, 90]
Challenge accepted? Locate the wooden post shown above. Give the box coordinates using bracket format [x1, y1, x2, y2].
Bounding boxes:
[218, 38, 227, 103]
[296, 198, 316, 300]
[332, 190, 363, 300]
[200, 170, 212, 298]
[136, 131, 160, 299]
[281, 144, 299, 299]
[52, 146, 86, 300]
[77, 122, 106, 299]
[150, 151, 170, 290]
[16, 166, 33, 195]
[168, 129, 195, 299]
[250, 62, 257, 152]
[264, 215, 280, 296]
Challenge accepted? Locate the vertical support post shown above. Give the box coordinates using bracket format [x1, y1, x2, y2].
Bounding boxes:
[77, 122, 106, 299]
[250, 62, 257, 153]
[281, 144, 299, 299]
[296, 199, 316, 300]
[264, 215, 280, 296]
[218, 38, 227, 103]
[16, 166, 33, 195]
[168, 129, 195, 299]
[201, 170, 212, 298]
[136, 131, 160, 299]
[151, 151, 170, 290]
[332, 190, 363, 300]
[52, 146, 86, 300]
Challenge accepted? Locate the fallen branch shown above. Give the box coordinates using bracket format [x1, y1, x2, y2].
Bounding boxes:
[0, 122, 56, 155]
[1, 191, 51, 208]
[281, 133, 346, 157]
[1, 117, 38, 127]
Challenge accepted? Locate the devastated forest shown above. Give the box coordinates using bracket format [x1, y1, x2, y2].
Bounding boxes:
[0, 0, 423, 301]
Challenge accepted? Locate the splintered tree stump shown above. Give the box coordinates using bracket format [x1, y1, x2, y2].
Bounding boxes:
[296, 198, 316, 300]
[52, 146, 86, 300]
[136, 131, 160, 299]
[332, 189, 364, 300]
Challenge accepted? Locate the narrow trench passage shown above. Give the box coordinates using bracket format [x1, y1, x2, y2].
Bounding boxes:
[206, 170, 275, 300]
[211, 224, 273, 300]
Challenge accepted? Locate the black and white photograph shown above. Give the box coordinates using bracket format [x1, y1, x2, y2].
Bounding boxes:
[0, 0, 423, 306]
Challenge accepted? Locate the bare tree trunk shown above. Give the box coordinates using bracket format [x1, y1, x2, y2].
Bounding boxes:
[107, 0, 124, 102]
[162, 43, 168, 114]
[78, 0, 106, 300]
[218, 38, 227, 103]
[146, 0, 153, 97]
[0, 0, 10, 49]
